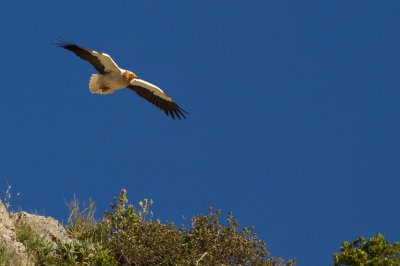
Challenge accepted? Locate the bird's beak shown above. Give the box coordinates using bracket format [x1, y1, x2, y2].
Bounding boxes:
[129, 73, 137, 79]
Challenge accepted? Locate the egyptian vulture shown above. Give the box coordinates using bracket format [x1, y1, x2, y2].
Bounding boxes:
[55, 40, 188, 120]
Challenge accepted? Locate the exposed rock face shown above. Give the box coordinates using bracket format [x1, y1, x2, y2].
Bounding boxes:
[0, 200, 73, 265]
[0, 200, 34, 265]
[10, 211, 72, 246]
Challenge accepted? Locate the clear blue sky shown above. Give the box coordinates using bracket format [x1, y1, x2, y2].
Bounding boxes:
[1, 1, 399, 264]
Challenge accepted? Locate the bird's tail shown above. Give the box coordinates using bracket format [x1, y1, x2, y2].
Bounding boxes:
[89, 74, 113, 94]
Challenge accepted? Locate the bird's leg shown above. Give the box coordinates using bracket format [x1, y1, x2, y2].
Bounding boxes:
[101, 87, 110, 93]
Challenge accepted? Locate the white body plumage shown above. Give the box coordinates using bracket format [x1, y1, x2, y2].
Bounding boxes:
[89, 70, 133, 94]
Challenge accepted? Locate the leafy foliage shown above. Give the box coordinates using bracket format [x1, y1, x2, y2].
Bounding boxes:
[333, 233, 400, 265]
[24, 236, 116, 265]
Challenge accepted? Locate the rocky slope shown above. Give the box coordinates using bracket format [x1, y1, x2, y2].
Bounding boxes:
[0, 199, 71, 265]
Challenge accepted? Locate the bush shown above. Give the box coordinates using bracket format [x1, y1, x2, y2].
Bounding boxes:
[333, 233, 400, 265]
[93, 189, 295, 265]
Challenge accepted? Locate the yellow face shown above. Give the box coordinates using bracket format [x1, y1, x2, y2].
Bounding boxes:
[129, 72, 138, 80]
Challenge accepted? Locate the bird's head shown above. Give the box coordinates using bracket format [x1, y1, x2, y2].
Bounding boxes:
[128, 71, 137, 80]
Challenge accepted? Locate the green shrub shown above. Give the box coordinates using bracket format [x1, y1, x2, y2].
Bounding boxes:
[95, 189, 294, 265]
[333, 233, 400, 265]
[23, 236, 117, 265]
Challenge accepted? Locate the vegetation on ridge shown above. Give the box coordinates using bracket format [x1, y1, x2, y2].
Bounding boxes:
[2, 189, 400, 265]
[8, 190, 294, 265]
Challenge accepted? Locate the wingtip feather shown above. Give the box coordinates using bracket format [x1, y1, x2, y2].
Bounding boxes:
[173, 110, 181, 120]
[178, 106, 190, 115]
[168, 109, 176, 120]
[54, 37, 69, 47]
[176, 109, 187, 119]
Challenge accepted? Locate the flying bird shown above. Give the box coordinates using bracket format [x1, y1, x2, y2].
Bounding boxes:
[55, 39, 189, 120]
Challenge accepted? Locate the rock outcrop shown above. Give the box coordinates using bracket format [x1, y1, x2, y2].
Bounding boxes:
[0, 200, 34, 265]
[0, 200, 72, 265]
[10, 211, 72, 246]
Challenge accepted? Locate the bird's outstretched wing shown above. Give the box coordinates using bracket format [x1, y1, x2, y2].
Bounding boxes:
[55, 39, 121, 75]
[127, 79, 189, 120]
